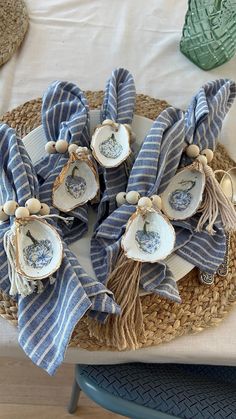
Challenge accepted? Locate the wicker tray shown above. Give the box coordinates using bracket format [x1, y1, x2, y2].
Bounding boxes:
[0, 92, 236, 351]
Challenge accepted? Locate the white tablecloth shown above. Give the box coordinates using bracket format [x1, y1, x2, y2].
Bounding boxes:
[0, 0, 236, 367]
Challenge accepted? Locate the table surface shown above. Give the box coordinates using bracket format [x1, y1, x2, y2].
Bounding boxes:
[0, 0, 236, 367]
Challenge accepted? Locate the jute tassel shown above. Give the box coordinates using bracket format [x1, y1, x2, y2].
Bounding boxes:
[194, 159, 236, 234]
[87, 250, 145, 350]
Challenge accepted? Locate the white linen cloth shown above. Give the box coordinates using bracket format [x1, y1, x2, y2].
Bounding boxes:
[0, 0, 236, 367]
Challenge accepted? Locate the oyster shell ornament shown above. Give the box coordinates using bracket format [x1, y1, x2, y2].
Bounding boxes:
[122, 204, 175, 263]
[161, 168, 205, 220]
[52, 146, 99, 212]
[2, 199, 65, 297]
[91, 119, 132, 168]
[90, 194, 176, 351]
[15, 217, 62, 280]
[162, 144, 236, 234]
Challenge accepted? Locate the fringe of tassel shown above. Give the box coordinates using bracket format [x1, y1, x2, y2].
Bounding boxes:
[195, 162, 236, 234]
[87, 250, 145, 350]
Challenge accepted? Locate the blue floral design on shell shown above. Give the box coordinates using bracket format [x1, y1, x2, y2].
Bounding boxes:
[23, 230, 53, 269]
[168, 179, 196, 211]
[135, 221, 161, 254]
[65, 166, 86, 199]
[99, 133, 123, 159]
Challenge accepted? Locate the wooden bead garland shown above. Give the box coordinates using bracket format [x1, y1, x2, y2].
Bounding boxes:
[116, 191, 163, 211]
[0, 199, 51, 221]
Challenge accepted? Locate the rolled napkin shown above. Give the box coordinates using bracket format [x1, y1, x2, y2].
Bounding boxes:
[174, 79, 236, 274]
[35, 80, 92, 244]
[90, 106, 186, 349]
[89, 78, 236, 349]
[0, 123, 119, 375]
[95, 68, 136, 224]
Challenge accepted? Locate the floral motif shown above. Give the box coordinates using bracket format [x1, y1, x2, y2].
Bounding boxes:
[135, 221, 160, 254]
[65, 166, 86, 199]
[23, 230, 53, 269]
[99, 133, 123, 159]
[169, 179, 196, 211]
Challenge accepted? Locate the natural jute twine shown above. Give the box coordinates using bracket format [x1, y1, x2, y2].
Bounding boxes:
[0, 0, 29, 67]
[0, 93, 235, 352]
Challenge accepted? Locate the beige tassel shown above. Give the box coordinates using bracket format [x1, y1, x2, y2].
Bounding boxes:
[195, 160, 236, 234]
[87, 250, 144, 350]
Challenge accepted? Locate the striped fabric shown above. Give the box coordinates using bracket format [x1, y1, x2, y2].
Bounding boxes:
[34, 80, 92, 244]
[91, 107, 186, 303]
[175, 78, 236, 273]
[0, 123, 119, 375]
[91, 78, 236, 303]
[96, 68, 136, 224]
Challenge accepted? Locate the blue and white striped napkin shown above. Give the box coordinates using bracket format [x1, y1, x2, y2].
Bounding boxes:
[91, 107, 186, 303]
[96, 68, 136, 225]
[91, 78, 236, 303]
[175, 79, 236, 274]
[34, 81, 92, 244]
[0, 123, 119, 375]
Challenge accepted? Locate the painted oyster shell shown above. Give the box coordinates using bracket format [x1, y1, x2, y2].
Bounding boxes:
[53, 151, 99, 212]
[15, 217, 63, 280]
[91, 123, 131, 168]
[122, 207, 175, 263]
[161, 167, 205, 220]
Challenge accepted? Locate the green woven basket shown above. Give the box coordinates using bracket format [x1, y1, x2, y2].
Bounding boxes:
[180, 0, 236, 70]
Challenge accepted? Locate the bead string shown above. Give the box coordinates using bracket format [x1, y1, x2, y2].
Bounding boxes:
[0, 198, 50, 222]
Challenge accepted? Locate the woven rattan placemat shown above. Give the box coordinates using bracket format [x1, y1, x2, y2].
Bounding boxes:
[0, 92, 235, 351]
[0, 0, 28, 67]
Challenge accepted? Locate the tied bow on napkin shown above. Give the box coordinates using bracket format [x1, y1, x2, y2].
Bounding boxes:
[0, 124, 119, 375]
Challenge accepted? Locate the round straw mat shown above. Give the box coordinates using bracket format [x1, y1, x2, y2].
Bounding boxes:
[0, 92, 236, 351]
[0, 0, 29, 67]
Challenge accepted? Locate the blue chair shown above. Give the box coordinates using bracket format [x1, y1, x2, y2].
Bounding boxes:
[68, 363, 236, 418]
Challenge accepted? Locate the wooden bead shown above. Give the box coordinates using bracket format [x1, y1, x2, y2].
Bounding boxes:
[25, 198, 41, 214]
[151, 195, 162, 210]
[45, 141, 56, 154]
[116, 192, 126, 207]
[39, 203, 50, 216]
[55, 140, 68, 154]
[138, 197, 152, 208]
[201, 148, 214, 163]
[186, 144, 200, 158]
[126, 191, 140, 205]
[68, 144, 78, 154]
[15, 207, 30, 219]
[0, 206, 9, 222]
[102, 119, 114, 125]
[197, 155, 208, 166]
[3, 200, 18, 216]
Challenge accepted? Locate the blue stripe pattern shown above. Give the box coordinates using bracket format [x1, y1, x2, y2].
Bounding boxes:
[97, 68, 136, 224]
[0, 124, 119, 375]
[35, 80, 92, 244]
[175, 79, 236, 273]
[91, 107, 186, 303]
[91, 78, 236, 304]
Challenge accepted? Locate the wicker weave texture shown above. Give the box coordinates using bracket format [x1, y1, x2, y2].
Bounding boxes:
[0, 0, 29, 67]
[0, 92, 235, 352]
